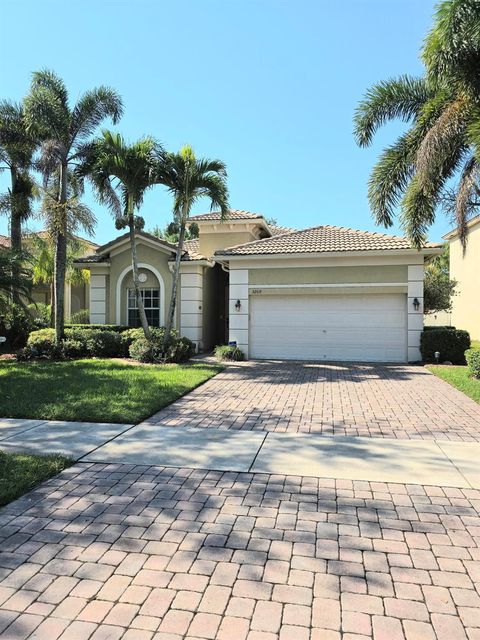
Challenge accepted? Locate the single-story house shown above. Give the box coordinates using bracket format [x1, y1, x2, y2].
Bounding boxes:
[74, 210, 441, 362]
[0, 232, 97, 320]
[444, 215, 480, 339]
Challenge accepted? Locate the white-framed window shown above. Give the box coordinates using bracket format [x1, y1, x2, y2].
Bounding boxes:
[127, 288, 160, 327]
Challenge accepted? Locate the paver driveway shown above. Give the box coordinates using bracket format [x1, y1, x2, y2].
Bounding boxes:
[144, 361, 480, 441]
[0, 463, 479, 640]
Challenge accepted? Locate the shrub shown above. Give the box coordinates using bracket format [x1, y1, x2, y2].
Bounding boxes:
[85, 330, 124, 358]
[0, 304, 36, 349]
[27, 328, 55, 345]
[420, 328, 471, 364]
[466, 348, 480, 379]
[214, 344, 245, 361]
[18, 337, 61, 361]
[62, 338, 88, 359]
[165, 336, 196, 363]
[23, 327, 125, 360]
[129, 336, 162, 363]
[129, 330, 195, 363]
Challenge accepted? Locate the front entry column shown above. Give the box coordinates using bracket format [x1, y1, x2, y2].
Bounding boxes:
[229, 268, 249, 357]
[180, 265, 204, 351]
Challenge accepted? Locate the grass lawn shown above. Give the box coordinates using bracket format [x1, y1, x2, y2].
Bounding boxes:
[427, 364, 480, 404]
[0, 359, 223, 423]
[0, 451, 71, 507]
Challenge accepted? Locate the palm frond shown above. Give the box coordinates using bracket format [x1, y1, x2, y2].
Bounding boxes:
[453, 155, 479, 250]
[367, 133, 416, 227]
[354, 75, 434, 147]
[70, 87, 123, 146]
[415, 98, 467, 187]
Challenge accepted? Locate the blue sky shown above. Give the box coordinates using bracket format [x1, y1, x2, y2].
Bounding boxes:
[1, 0, 444, 246]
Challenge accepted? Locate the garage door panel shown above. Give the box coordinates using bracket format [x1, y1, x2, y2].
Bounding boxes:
[249, 294, 407, 362]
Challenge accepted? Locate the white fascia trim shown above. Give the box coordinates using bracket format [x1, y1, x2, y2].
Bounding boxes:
[248, 282, 407, 289]
[215, 248, 441, 261]
[115, 263, 166, 325]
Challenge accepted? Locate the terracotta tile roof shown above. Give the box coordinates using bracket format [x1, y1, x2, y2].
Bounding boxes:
[181, 239, 207, 261]
[188, 210, 263, 222]
[0, 235, 10, 248]
[216, 225, 441, 256]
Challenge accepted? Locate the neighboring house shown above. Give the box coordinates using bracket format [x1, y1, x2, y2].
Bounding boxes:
[0, 232, 98, 319]
[444, 215, 480, 339]
[74, 210, 440, 362]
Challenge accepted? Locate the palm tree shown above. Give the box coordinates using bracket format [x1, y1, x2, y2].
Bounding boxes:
[0, 249, 32, 313]
[353, 0, 480, 249]
[81, 131, 163, 339]
[0, 101, 38, 303]
[23, 70, 122, 343]
[155, 145, 229, 345]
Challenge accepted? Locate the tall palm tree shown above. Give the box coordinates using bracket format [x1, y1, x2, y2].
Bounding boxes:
[353, 0, 480, 249]
[155, 145, 229, 345]
[24, 70, 123, 343]
[0, 101, 38, 303]
[81, 131, 163, 339]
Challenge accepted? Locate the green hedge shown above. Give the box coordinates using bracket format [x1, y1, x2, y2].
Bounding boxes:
[18, 325, 196, 364]
[420, 328, 470, 364]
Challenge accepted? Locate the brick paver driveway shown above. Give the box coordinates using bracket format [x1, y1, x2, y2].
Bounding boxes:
[0, 463, 479, 640]
[145, 361, 480, 441]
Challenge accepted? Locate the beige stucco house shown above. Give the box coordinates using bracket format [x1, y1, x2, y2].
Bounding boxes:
[444, 215, 480, 339]
[75, 210, 440, 362]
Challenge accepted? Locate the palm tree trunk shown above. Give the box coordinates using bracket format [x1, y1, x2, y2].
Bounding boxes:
[54, 162, 68, 344]
[127, 197, 151, 340]
[164, 204, 188, 346]
[10, 166, 21, 305]
[49, 281, 55, 327]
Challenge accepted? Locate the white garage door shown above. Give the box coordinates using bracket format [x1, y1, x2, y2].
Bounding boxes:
[249, 293, 407, 362]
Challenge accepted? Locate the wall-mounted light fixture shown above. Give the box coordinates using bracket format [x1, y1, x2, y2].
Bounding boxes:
[413, 297, 420, 311]
[235, 299, 241, 311]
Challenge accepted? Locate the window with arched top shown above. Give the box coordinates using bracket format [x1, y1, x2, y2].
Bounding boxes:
[127, 287, 160, 327]
[116, 263, 166, 327]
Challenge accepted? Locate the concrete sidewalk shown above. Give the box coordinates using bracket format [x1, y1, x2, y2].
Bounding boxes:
[82, 426, 480, 489]
[3, 417, 480, 489]
[0, 418, 133, 458]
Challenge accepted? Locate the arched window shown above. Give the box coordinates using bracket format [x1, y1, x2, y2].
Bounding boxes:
[127, 287, 160, 327]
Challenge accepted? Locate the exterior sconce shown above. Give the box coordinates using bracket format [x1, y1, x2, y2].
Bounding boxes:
[413, 297, 420, 311]
[235, 299, 241, 311]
